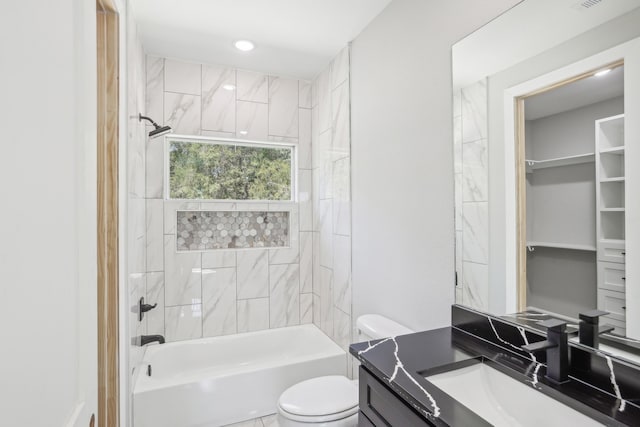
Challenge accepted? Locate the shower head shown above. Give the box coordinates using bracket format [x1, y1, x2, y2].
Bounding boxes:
[139, 114, 172, 139]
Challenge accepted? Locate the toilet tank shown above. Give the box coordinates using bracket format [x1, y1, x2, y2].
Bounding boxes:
[356, 314, 413, 341]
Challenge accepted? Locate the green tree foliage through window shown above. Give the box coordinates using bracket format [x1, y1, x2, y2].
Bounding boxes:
[169, 140, 292, 200]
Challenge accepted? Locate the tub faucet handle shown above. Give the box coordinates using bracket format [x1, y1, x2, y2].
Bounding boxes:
[139, 297, 158, 321]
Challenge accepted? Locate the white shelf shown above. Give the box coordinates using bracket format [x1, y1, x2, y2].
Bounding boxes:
[526, 241, 597, 251]
[601, 208, 625, 212]
[600, 146, 625, 155]
[525, 153, 595, 172]
[601, 177, 625, 183]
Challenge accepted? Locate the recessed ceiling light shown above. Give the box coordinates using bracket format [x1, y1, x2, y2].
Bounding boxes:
[222, 84, 236, 91]
[239, 130, 248, 136]
[594, 68, 611, 77]
[234, 40, 255, 52]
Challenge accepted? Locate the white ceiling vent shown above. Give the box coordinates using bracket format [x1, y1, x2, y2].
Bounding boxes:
[573, 0, 604, 11]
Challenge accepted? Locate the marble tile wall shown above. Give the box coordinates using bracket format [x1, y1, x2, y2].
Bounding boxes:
[144, 55, 313, 342]
[310, 46, 353, 377]
[453, 79, 489, 311]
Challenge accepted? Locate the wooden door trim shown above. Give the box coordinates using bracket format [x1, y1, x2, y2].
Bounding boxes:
[97, 0, 119, 426]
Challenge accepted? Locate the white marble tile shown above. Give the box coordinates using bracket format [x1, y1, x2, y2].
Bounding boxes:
[312, 232, 320, 294]
[455, 230, 463, 282]
[461, 79, 487, 143]
[202, 268, 237, 337]
[236, 101, 268, 140]
[462, 201, 489, 264]
[201, 130, 235, 138]
[319, 199, 333, 269]
[333, 235, 351, 314]
[312, 293, 321, 328]
[269, 264, 300, 328]
[311, 75, 319, 108]
[299, 169, 312, 231]
[146, 272, 165, 335]
[268, 76, 298, 138]
[312, 169, 321, 230]
[318, 130, 333, 199]
[462, 139, 488, 202]
[453, 89, 462, 118]
[261, 414, 280, 427]
[333, 308, 351, 350]
[165, 303, 202, 342]
[146, 199, 164, 272]
[202, 65, 236, 132]
[145, 56, 164, 125]
[299, 81, 312, 108]
[331, 82, 350, 159]
[455, 173, 463, 231]
[202, 250, 236, 269]
[145, 126, 164, 198]
[317, 69, 331, 134]
[164, 201, 200, 235]
[330, 47, 349, 90]
[311, 106, 320, 167]
[319, 266, 334, 336]
[164, 235, 202, 306]
[453, 115, 462, 174]
[237, 250, 269, 299]
[269, 204, 299, 264]
[164, 59, 201, 95]
[237, 298, 269, 333]
[332, 157, 350, 236]
[298, 108, 312, 169]
[127, 118, 145, 199]
[164, 92, 201, 135]
[128, 198, 146, 274]
[300, 293, 313, 324]
[462, 261, 489, 311]
[237, 70, 268, 103]
[299, 232, 313, 293]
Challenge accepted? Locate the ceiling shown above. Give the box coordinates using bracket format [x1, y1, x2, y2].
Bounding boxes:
[525, 65, 624, 120]
[453, 0, 640, 89]
[131, 0, 392, 80]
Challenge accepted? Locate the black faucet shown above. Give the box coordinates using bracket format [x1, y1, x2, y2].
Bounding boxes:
[578, 309, 614, 348]
[140, 334, 165, 346]
[522, 319, 569, 384]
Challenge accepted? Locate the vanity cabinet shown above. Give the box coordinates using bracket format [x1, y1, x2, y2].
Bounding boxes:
[358, 366, 434, 427]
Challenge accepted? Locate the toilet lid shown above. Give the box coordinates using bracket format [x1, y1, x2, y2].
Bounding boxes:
[278, 376, 358, 417]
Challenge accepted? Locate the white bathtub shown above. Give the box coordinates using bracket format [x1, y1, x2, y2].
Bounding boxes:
[133, 324, 346, 427]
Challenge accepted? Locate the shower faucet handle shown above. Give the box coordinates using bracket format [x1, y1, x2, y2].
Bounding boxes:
[139, 297, 158, 321]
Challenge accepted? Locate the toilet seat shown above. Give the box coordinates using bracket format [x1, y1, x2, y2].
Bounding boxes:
[278, 376, 359, 423]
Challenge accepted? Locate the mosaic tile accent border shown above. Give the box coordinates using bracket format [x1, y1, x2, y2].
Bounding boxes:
[176, 210, 290, 251]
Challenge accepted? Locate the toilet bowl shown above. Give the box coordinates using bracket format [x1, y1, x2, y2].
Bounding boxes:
[277, 315, 413, 426]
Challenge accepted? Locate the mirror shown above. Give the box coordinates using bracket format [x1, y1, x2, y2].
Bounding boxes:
[452, 0, 640, 365]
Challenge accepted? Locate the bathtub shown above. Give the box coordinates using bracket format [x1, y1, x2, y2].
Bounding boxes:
[133, 324, 346, 427]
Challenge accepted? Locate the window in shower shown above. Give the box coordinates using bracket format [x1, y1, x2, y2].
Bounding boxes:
[166, 136, 295, 201]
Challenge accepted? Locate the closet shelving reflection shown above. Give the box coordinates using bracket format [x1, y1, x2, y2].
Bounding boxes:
[596, 113, 626, 335]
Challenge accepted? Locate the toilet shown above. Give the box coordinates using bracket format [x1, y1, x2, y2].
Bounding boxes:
[277, 315, 414, 426]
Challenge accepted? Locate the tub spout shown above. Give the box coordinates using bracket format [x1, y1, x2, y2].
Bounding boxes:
[141, 334, 165, 346]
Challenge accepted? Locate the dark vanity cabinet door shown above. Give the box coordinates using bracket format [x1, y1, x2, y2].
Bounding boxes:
[358, 366, 434, 426]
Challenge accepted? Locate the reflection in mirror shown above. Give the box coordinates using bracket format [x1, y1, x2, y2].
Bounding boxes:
[452, 0, 640, 365]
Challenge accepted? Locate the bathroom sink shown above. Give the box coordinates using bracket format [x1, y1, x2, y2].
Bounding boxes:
[425, 361, 603, 427]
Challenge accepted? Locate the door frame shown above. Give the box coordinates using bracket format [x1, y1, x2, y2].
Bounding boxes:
[96, 0, 120, 425]
[502, 40, 635, 314]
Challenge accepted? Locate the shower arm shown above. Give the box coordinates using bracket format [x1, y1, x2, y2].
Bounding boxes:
[139, 113, 159, 127]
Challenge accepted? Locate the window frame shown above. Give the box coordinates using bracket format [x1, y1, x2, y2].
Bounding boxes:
[164, 134, 297, 203]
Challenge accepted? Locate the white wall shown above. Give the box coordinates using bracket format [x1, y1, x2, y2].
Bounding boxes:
[0, 0, 97, 426]
[350, 0, 521, 331]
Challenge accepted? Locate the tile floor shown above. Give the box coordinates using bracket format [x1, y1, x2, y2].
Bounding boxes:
[224, 414, 279, 427]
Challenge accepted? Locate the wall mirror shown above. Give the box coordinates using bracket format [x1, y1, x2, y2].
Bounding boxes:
[452, 0, 640, 365]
